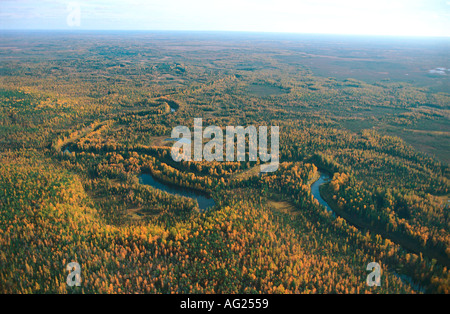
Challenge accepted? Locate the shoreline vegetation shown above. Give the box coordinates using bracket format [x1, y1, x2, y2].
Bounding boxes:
[1, 32, 449, 294]
[320, 182, 450, 268]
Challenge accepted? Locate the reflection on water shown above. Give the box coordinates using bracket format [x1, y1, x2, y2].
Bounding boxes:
[393, 272, 426, 293]
[139, 173, 215, 211]
[310, 172, 335, 216]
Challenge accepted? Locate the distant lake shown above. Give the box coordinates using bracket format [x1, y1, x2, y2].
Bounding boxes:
[139, 173, 215, 211]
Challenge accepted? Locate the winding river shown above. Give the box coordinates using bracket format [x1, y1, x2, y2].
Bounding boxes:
[310, 171, 335, 216]
[309, 169, 426, 292]
[139, 173, 215, 211]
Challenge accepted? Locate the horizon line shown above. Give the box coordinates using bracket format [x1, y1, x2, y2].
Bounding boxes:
[1, 29, 450, 39]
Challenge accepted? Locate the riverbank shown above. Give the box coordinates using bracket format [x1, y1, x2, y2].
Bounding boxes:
[139, 172, 215, 211]
[310, 172, 334, 216]
[319, 183, 450, 269]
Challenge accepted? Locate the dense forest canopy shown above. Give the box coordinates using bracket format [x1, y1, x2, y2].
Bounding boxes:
[0, 31, 449, 293]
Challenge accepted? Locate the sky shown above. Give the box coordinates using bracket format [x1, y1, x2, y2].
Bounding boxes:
[0, 0, 449, 37]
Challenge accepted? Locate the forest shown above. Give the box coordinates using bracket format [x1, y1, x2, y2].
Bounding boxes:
[0, 31, 449, 294]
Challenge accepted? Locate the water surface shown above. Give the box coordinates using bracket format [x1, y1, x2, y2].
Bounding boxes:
[310, 172, 335, 216]
[139, 173, 215, 211]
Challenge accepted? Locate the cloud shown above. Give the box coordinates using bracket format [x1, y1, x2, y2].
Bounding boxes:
[0, 0, 449, 36]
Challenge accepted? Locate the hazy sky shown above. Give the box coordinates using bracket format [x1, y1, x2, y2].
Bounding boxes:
[1, 0, 449, 37]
